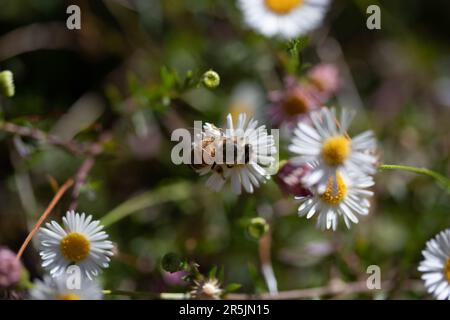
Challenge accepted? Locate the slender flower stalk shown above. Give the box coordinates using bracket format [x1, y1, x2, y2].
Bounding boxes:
[16, 178, 74, 262]
[379, 164, 450, 192]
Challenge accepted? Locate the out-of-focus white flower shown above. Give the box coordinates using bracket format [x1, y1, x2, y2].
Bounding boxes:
[419, 229, 450, 300]
[229, 81, 264, 120]
[238, 0, 330, 39]
[29, 275, 102, 300]
[39, 211, 114, 279]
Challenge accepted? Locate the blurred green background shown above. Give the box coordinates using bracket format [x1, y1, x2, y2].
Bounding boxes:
[0, 0, 449, 299]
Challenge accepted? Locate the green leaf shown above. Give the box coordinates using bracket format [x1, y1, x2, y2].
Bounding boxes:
[160, 66, 179, 91]
[285, 36, 309, 74]
[208, 265, 218, 279]
[225, 283, 242, 293]
[286, 36, 309, 57]
[217, 266, 225, 282]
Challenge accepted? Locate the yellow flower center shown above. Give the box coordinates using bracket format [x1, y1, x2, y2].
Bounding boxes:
[265, 0, 303, 14]
[60, 232, 90, 262]
[321, 135, 350, 166]
[445, 258, 450, 283]
[320, 173, 347, 205]
[56, 293, 81, 300]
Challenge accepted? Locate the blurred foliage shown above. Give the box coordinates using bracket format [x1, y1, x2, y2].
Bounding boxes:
[0, 0, 449, 299]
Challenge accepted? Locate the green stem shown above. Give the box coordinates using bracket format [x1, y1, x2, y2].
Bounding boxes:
[379, 164, 450, 192]
[103, 289, 189, 300]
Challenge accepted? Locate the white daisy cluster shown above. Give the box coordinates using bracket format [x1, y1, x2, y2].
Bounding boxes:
[192, 113, 277, 195]
[289, 107, 378, 230]
[238, 0, 330, 39]
[419, 228, 450, 300]
[30, 211, 114, 300]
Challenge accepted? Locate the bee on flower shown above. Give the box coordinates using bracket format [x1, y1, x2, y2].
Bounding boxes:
[238, 0, 330, 39]
[418, 228, 450, 300]
[191, 113, 277, 195]
[29, 274, 102, 300]
[38, 211, 114, 279]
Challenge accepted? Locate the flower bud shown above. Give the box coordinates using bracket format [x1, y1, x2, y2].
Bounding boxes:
[202, 70, 220, 88]
[247, 217, 269, 239]
[0, 70, 15, 97]
[161, 252, 183, 273]
[0, 247, 21, 288]
[307, 64, 340, 95]
[275, 160, 312, 197]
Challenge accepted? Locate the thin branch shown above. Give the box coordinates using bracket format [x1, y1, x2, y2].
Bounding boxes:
[225, 280, 392, 300]
[1, 121, 111, 210]
[68, 133, 109, 211]
[104, 280, 424, 300]
[0, 22, 76, 61]
[0, 122, 87, 155]
[68, 157, 95, 211]
[259, 229, 278, 295]
[15, 178, 74, 262]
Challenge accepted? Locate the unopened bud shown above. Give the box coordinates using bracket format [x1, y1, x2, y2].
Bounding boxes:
[247, 217, 269, 239]
[202, 70, 220, 88]
[275, 160, 312, 197]
[161, 253, 182, 273]
[0, 246, 21, 288]
[307, 64, 340, 94]
[0, 71, 14, 97]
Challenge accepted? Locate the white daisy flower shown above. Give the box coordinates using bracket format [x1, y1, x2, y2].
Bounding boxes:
[237, 0, 330, 39]
[29, 275, 102, 300]
[289, 107, 378, 193]
[39, 211, 114, 279]
[190, 278, 223, 300]
[191, 113, 277, 194]
[297, 169, 374, 231]
[418, 229, 450, 300]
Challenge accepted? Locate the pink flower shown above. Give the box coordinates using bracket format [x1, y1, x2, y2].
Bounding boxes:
[0, 247, 21, 289]
[307, 63, 340, 98]
[275, 161, 312, 197]
[268, 77, 320, 126]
